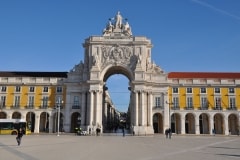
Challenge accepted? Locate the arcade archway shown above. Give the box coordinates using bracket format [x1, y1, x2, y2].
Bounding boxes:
[153, 113, 163, 133]
[0, 112, 7, 118]
[39, 112, 49, 132]
[71, 112, 81, 133]
[102, 67, 131, 133]
[26, 112, 35, 132]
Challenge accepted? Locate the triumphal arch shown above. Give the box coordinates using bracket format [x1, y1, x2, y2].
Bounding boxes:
[65, 12, 170, 135]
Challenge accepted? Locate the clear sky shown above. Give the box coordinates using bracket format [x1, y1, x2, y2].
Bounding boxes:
[1, 0, 240, 112]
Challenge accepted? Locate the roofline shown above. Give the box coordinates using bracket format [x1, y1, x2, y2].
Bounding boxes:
[168, 72, 240, 79]
[0, 71, 68, 78]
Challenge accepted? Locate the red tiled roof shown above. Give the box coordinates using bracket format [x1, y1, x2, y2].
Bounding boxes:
[168, 72, 240, 79]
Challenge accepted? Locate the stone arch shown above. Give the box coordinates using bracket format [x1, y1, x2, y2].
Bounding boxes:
[71, 112, 81, 133]
[0, 111, 7, 118]
[228, 113, 239, 135]
[12, 112, 21, 119]
[101, 65, 132, 133]
[26, 112, 35, 132]
[213, 113, 224, 134]
[185, 113, 195, 134]
[39, 112, 50, 132]
[152, 113, 163, 133]
[199, 113, 210, 134]
[171, 113, 181, 134]
[102, 65, 133, 82]
[52, 112, 64, 133]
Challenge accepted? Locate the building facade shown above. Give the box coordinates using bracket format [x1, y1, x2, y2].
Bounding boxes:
[0, 12, 239, 135]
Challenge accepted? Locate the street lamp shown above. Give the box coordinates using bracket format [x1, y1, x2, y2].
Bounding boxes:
[56, 98, 63, 136]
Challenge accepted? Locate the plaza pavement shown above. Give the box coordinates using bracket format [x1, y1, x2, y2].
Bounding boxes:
[0, 133, 239, 160]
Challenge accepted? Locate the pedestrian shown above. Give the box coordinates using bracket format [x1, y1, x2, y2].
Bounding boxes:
[122, 127, 125, 137]
[165, 129, 169, 139]
[168, 128, 172, 139]
[212, 128, 215, 136]
[16, 128, 23, 146]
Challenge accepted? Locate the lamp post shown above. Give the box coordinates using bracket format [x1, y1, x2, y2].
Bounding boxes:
[56, 98, 63, 136]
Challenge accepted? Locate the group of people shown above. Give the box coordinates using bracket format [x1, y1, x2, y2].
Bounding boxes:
[165, 128, 172, 139]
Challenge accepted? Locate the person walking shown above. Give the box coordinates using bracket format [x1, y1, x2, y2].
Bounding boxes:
[122, 127, 125, 137]
[16, 128, 23, 146]
[168, 128, 172, 139]
[165, 129, 169, 139]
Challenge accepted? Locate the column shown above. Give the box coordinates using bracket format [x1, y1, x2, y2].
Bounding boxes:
[87, 91, 94, 126]
[48, 115, 53, 133]
[64, 94, 71, 132]
[195, 114, 200, 135]
[209, 115, 214, 135]
[135, 91, 139, 126]
[81, 92, 86, 126]
[181, 115, 185, 134]
[140, 91, 145, 126]
[148, 92, 153, 126]
[34, 114, 40, 133]
[224, 116, 229, 135]
[96, 90, 103, 127]
[163, 93, 170, 129]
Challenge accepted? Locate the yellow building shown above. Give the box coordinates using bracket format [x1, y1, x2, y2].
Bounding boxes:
[166, 72, 240, 135]
[0, 71, 68, 133]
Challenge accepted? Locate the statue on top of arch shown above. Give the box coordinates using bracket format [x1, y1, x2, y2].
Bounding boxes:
[103, 11, 132, 36]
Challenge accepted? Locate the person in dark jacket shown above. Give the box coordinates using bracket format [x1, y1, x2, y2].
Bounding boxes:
[16, 128, 23, 146]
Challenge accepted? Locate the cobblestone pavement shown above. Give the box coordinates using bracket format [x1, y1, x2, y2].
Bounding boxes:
[0, 134, 239, 160]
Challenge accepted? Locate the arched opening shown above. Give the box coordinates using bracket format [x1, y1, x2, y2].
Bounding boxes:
[12, 112, 21, 119]
[171, 113, 181, 134]
[153, 113, 163, 133]
[26, 112, 35, 132]
[102, 66, 132, 134]
[228, 114, 238, 135]
[185, 113, 195, 134]
[71, 112, 81, 133]
[53, 112, 64, 133]
[0, 112, 7, 118]
[214, 113, 224, 134]
[39, 112, 49, 132]
[199, 113, 209, 134]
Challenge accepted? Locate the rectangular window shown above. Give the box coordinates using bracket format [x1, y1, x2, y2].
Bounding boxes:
[29, 86, 35, 92]
[215, 97, 221, 109]
[200, 87, 206, 94]
[56, 86, 62, 93]
[1, 86, 7, 92]
[173, 97, 179, 109]
[42, 96, 48, 108]
[43, 87, 48, 93]
[0, 96, 6, 107]
[14, 96, 20, 107]
[229, 87, 235, 94]
[214, 87, 220, 94]
[155, 97, 161, 107]
[28, 96, 34, 108]
[186, 88, 192, 94]
[229, 97, 236, 109]
[73, 96, 80, 106]
[15, 86, 21, 92]
[187, 97, 193, 108]
[172, 87, 178, 93]
[200, 97, 207, 109]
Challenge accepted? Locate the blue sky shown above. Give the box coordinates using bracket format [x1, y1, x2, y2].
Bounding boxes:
[1, 0, 240, 112]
